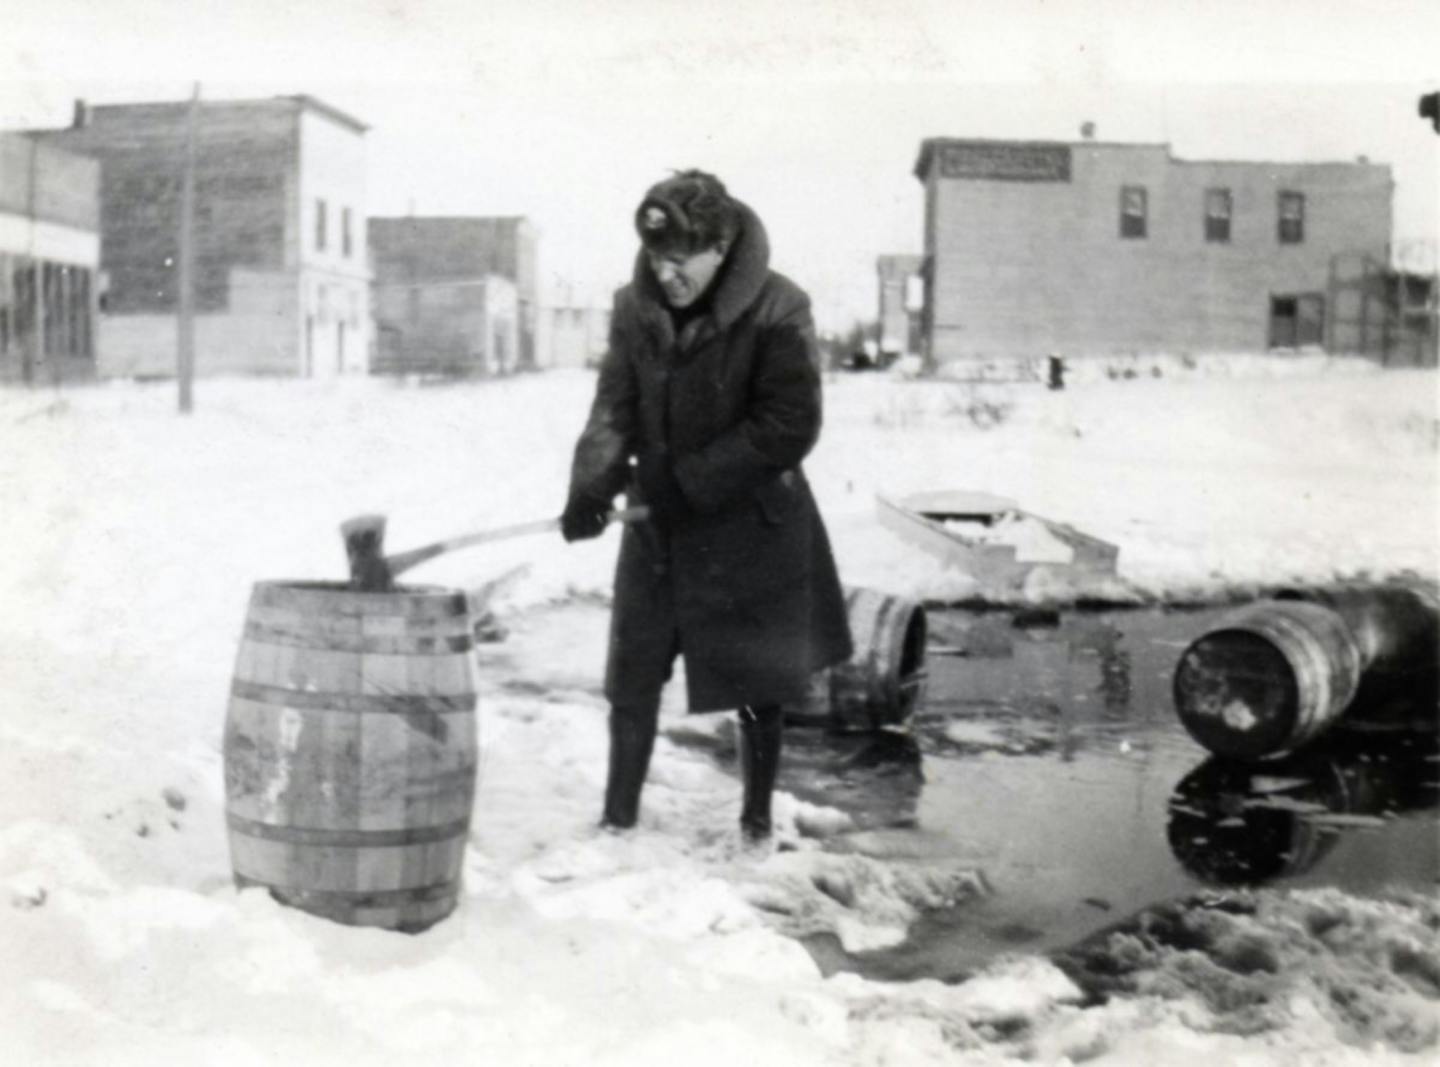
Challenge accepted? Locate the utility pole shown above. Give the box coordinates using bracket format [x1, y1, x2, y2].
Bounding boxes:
[177, 83, 199, 413]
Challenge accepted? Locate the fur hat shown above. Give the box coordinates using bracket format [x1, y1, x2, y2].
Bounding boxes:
[635, 170, 740, 257]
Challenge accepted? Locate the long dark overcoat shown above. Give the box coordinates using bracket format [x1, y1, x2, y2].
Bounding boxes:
[568, 202, 853, 712]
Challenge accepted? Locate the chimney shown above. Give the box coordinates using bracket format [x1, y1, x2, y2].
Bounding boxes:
[72, 99, 90, 128]
[1080, 121, 1096, 141]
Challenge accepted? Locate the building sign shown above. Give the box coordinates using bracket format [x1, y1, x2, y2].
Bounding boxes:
[939, 143, 1071, 182]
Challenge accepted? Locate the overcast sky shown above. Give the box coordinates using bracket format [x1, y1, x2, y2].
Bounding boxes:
[3, 0, 1436, 331]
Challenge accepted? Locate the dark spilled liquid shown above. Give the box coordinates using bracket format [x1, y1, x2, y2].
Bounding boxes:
[783, 607, 1439, 983]
[483, 597, 1438, 985]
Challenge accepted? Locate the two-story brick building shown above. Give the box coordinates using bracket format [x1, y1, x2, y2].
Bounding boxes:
[0, 133, 100, 382]
[914, 137, 1396, 365]
[30, 95, 370, 379]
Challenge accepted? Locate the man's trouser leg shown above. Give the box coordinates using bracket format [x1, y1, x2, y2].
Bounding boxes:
[738, 704, 784, 840]
[601, 700, 660, 830]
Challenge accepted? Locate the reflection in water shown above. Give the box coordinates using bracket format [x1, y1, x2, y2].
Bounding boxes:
[778, 604, 1437, 985]
[1098, 639, 1132, 718]
[1167, 728, 1440, 886]
[918, 611, 1134, 760]
[777, 728, 925, 831]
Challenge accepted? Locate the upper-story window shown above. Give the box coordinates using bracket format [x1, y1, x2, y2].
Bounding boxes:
[316, 198, 328, 252]
[1120, 185, 1147, 239]
[341, 207, 353, 258]
[1205, 188, 1232, 243]
[1278, 191, 1305, 244]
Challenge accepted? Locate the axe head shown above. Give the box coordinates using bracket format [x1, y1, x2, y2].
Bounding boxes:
[340, 514, 395, 592]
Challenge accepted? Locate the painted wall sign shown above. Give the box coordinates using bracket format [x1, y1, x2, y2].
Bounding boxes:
[940, 143, 1072, 182]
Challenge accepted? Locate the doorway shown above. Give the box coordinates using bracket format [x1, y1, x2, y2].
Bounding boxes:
[1269, 293, 1325, 349]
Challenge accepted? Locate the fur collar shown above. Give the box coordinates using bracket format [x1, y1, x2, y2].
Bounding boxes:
[630, 199, 771, 336]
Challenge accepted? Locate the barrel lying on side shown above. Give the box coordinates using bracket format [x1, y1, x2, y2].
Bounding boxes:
[813, 586, 929, 731]
[1172, 600, 1361, 760]
[1172, 583, 1439, 761]
[223, 581, 479, 932]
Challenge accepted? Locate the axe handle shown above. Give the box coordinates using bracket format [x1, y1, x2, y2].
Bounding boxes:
[385, 505, 651, 578]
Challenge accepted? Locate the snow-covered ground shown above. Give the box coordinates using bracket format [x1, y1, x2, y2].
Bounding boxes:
[0, 355, 1435, 1065]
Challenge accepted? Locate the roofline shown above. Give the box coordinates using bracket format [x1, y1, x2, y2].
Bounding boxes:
[1166, 155, 1392, 171]
[70, 94, 369, 133]
[913, 136, 1170, 180]
[277, 95, 369, 133]
[914, 136, 1392, 181]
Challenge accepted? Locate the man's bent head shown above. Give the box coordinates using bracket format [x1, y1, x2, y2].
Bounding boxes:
[635, 169, 738, 306]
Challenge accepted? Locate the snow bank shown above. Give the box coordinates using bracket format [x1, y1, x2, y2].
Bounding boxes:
[816, 357, 1437, 605]
[1051, 888, 1440, 1063]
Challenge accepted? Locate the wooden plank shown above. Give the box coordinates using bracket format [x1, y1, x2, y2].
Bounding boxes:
[876, 494, 1031, 587]
[895, 489, 1019, 520]
[876, 493, 1120, 591]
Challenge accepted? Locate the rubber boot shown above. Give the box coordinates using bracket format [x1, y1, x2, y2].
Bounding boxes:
[738, 704, 784, 841]
[601, 705, 657, 830]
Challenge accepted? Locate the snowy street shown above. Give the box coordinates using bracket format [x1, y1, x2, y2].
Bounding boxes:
[0, 358, 1436, 1064]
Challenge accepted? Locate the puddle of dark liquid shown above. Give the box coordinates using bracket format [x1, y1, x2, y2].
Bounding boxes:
[480, 597, 1437, 984]
[777, 606, 1439, 983]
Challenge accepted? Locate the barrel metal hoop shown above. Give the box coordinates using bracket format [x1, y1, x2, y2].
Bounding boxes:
[242, 619, 474, 655]
[230, 680, 477, 715]
[252, 582, 470, 619]
[227, 812, 471, 848]
[1263, 608, 1363, 738]
[237, 874, 461, 905]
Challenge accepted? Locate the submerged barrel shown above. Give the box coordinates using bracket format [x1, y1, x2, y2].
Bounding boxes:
[817, 586, 929, 731]
[223, 581, 479, 932]
[1173, 599, 1364, 761]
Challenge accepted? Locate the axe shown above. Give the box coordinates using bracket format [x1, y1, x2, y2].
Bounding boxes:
[341, 507, 649, 592]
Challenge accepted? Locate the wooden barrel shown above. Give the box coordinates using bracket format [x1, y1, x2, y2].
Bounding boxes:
[821, 587, 929, 731]
[1276, 582, 1439, 676]
[1172, 600, 1363, 761]
[223, 581, 479, 932]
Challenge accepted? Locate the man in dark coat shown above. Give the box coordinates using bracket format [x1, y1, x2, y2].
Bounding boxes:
[562, 170, 853, 841]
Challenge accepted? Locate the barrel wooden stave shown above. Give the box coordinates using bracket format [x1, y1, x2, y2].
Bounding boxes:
[224, 701, 477, 830]
[223, 581, 478, 932]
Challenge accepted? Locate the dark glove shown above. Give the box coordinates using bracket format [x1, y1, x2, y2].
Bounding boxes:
[561, 494, 611, 542]
[635, 454, 688, 524]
